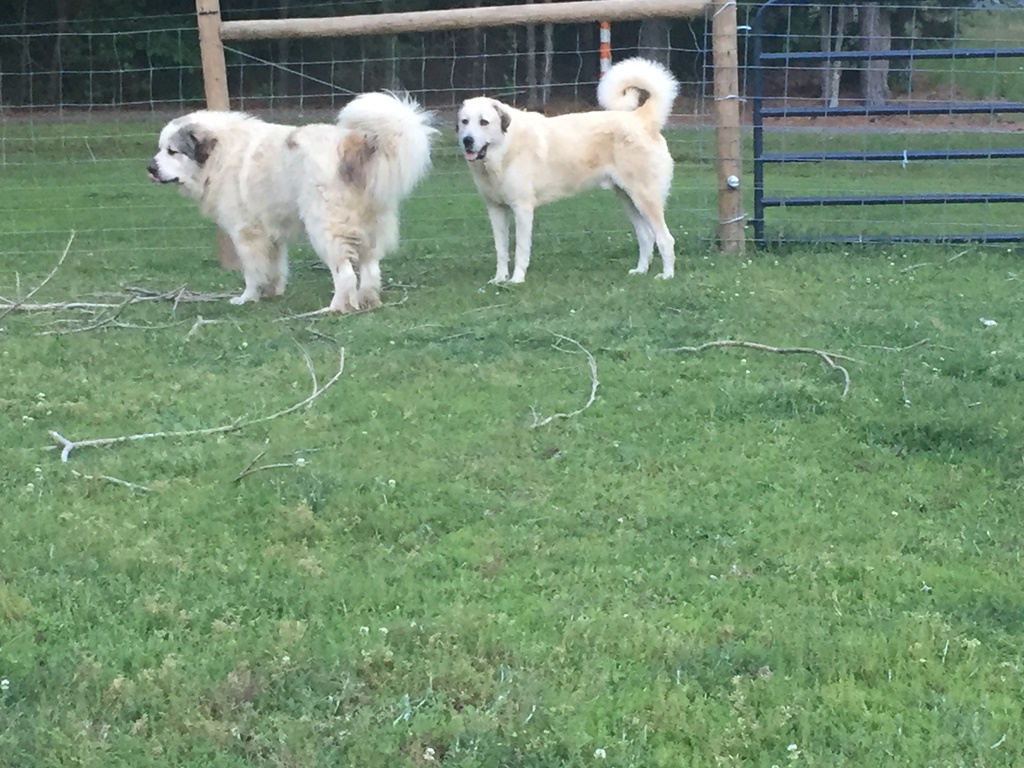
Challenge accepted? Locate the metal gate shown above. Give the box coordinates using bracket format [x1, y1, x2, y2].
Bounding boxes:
[751, 0, 1024, 246]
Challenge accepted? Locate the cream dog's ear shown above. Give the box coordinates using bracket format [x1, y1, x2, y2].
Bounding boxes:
[492, 101, 512, 133]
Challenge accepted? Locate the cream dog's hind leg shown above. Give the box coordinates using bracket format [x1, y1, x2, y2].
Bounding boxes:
[509, 203, 535, 284]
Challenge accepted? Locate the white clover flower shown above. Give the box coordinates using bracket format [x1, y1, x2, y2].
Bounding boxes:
[594, 748, 607, 759]
[1, 678, 9, 692]
[359, 626, 369, 635]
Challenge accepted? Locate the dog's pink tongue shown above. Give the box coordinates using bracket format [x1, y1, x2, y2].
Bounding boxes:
[464, 150, 477, 161]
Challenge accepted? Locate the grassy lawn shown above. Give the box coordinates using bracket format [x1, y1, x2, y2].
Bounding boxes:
[914, 9, 1024, 103]
[2, 117, 1024, 766]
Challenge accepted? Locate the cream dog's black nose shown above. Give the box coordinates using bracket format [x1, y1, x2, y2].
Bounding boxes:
[462, 135, 474, 150]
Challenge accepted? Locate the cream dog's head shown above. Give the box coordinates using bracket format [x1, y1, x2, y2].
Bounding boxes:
[147, 113, 219, 193]
[456, 97, 511, 163]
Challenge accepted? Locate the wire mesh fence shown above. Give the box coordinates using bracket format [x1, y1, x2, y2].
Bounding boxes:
[0, 3, 720, 276]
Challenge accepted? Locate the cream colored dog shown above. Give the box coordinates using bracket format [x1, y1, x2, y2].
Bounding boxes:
[148, 92, 436, 312]
[457, 57, 678, 284]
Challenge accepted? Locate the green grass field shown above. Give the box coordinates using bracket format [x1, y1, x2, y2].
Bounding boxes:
[915, 10, 1024, 104]
[2, 116, 1024, 767]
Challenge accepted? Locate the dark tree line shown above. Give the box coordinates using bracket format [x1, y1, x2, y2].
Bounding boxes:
[0, 1, 985, 111]
[0, 1, 711, 111]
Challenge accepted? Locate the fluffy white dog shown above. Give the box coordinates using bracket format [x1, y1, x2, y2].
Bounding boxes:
[457, 57, 679, 284]
[148, 92, 436, 312]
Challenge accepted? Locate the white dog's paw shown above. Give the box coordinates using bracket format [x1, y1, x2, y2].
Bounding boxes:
[326, 293, 362, 314]
[358, 290, 382, 311]
[655, 271, 674, 280]
[488, 275, 510, 285]
[628, 267, 648, 276]
[230, 293, 258, 305]
[509, 272, 526, 284]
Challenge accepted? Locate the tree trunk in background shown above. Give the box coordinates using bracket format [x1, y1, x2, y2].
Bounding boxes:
[47, 0, 69, 106]
[578, 22, 597, 101]
[820, 5, 853, 108]
[467, 0, 485, 88]
[275, 0, 293, 99]
[541, 19, 553, 107]
[861, 2, 891, 108]
[16, 0, 31, 104]
[525, 0, 538, 107]
[638, 18, 671, 69]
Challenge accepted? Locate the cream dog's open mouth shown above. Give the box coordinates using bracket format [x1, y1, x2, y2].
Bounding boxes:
[463, 144, 488, 162]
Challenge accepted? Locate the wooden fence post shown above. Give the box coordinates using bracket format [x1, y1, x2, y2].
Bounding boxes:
[712, 0, 745, 253]
[195, 0, 241, 270]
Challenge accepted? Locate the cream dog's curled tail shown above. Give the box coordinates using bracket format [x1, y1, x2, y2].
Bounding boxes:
[596, 57, 679, 131]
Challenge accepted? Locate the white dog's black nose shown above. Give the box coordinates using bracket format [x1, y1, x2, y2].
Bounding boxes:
[146, 161, 159, 177]
[462, 135, 474, 150]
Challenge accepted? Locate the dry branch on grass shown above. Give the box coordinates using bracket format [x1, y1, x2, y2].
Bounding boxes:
[232, 447, 310, 483]
[529, 333, 599, 428]
[666, 339, 854, 399]
[0, 231, 76, 321]
[0, 235, 237, 334]
[48, 347, 346, 462]
[70, 469, 151, 493]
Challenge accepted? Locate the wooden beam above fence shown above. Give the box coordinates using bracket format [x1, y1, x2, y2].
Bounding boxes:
[221, 0, 711, 41]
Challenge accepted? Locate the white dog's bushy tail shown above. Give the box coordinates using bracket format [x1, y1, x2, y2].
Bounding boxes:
[336, 91, 437, 208]
[596, 57, 679, 130]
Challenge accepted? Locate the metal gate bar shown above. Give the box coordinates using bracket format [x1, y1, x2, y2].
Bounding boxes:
[752, 0, 1024, 246]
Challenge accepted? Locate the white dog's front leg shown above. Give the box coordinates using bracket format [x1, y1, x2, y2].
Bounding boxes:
[509, 205, 534, 283]
[486, 204, 511, 283]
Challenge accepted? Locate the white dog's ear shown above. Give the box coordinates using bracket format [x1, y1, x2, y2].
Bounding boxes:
[494, 102, 512, 133]
[179, 125, 217, 165]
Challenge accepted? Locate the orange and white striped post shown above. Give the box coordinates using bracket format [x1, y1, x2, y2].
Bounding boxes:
[598, 20, 611, 76]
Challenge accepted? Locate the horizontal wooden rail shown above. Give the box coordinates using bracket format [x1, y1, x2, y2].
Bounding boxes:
[221, 0, 711, 41]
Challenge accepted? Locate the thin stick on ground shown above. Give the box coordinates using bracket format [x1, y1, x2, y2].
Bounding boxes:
[666, 339, 854, 399]
[529, 333, 599, 428]
[48, 347, 346, 462]
[0, 231, 75, 321]
[857, 339, 929, 353]
[233, 458, 307, 483]
[234, 448, 269, 481]
[70, 469, 151, 493]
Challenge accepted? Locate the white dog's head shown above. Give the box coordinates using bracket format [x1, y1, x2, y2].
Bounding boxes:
[147, 114, 218, 191]
[456, 97, 512, 163]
